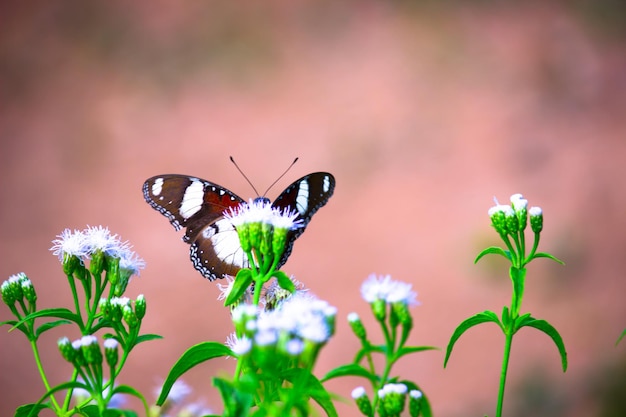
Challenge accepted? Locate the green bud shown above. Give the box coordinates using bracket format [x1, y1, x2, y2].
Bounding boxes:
[62, 253, 81, 276]
[504, 209, 519, 234]
[372, 299, 387, 322]
[380, 387, 407, 416]
[1, 279, 17, 306]
[21, 280, 37, 310]
[90, 250, 105, 276]
[235, 223, 252, 252]
[271, 226, 289, 260]
[103, 338, 119, 368]
[409, 390, 423, 417]
[80, 335, 102, 365]
[348, 313, 368, 341]
[135, 294, 146, 320]
[488, 206, 507, 236]
[529, 206, 543, 233]
[106, 256, 120, 286]
[392, 302, 412, 328]
[122, 304, 139, 328]
[249, 221, 262, 251]
[352, 387, 373, 417]
[58, 337, 75, 363]
[259, 222, 273, 257]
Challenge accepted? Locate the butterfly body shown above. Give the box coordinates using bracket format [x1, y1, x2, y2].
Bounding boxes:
[143, 172, 335, 281]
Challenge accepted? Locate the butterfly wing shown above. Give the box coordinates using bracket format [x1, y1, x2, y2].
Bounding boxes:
[271, 172, 335, 268]
[142, 174, 248, 280]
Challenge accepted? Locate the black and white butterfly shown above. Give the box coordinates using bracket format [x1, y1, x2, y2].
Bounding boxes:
[142, 172, 335, 281]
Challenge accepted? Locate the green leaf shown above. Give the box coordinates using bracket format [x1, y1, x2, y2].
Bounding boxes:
[110, 385, 149, 416]
[1, 319, 30, 338]
[516, 316, 568, 372]
[531, 252, 565, 265]
[444, 310, 502, 368]
[11, 308, 81, 331]
[14, 403, 50, 417]
[157, 342, 233, 405]
[474, 246, 510, 264]
[617, 329, 626, 346]
[25, 381, 90, 417]
[225, 269, 253, 306]
[283, 368, 338, 417]
[321, 363, 379, 385]
[213, 377, 254, 417]
[77, 405, 100, 417]
[35, 320, 72, 338]
[134, 333, 163, 345]
[272, 270, 295, 293]
[103, 409, 138, 417]
[396, 345, 438, 358]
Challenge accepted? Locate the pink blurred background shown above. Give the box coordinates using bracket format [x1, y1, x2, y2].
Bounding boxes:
[1, 1, 625, 416]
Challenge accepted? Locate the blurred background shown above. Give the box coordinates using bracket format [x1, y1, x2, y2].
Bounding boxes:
[1, 1, 625, 416]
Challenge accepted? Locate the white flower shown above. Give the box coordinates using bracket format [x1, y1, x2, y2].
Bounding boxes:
[216, 276, 235, 301]
[361, 274, 419, 305]
[118, 248, 145, 277]
[270, 207, 303, 231]
[224, 199, 302, 230]
[226, 333, 252, 356]
[410, 389, 423, 399]
[103, 338, 118, 350]
[84, 226, 123, 256]
[285, 338, 304, 356]
[510, 194, 528, 211]
[529, 206, 542, 216]
[50, 229, 88, 260]
[351, 386, 367, 399]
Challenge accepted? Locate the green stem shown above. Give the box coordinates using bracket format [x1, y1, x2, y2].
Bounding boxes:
[496, 329, 514, 417]
[31, 339, 62, 412]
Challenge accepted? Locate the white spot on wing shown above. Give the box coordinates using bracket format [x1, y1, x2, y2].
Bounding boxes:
[179, 179, 204, 219]
[296, 180, 309, 215]
[206, 219, 247, 268]
[323, 175, 330, 193]
[152, 178, 164, 196]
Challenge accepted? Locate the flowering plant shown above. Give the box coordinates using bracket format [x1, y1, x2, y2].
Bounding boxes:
[154, 200, 433, 417]
[1, 226, 157, 416]
[444, 194, 568, 417]
[2, 192, 572, 417]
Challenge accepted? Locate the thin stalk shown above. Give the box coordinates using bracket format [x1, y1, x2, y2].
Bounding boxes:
[495, 330, 514, 417]
[31, 339, 62, 412]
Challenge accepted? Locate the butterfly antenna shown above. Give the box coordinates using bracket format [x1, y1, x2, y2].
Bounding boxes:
[230, 156, 260, 196]
[262, 157, 299, 196]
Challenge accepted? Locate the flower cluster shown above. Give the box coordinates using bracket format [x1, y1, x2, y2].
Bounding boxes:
[225, 199, 302, 264]
[50, 226, 144, 294]
[1, 272, 37, 316]
[352, 383, 424, 417]
[360, 274, 418, 324]
[229, 292, 336, 368]
[222, 199, 305, 306]
[488, 193, 542, 237]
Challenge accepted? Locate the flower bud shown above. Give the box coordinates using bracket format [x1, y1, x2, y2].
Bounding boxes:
[409, 390, 423, 417]
[529, 206, 543, 233]
[106, 256, 120, 286]
[378, 383, 407, 416]
[58, 337, 75, 363]
[80, 335, 102, 365]
[510, 194, 528, 231]
[372, 299, 387, 322]
[135, 294, 146, 320]
[122, 304, 139, 329]
[352, 386, 373, 417]
[348, 313, 368, 341]
[90, 249, 105, 276]
[21, 279, 37, 309]
[103, 338, 119, 368]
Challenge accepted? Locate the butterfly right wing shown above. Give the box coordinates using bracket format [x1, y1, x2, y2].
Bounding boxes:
[142, 174, 248, 280]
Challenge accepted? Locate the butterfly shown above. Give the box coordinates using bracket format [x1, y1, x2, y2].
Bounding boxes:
[142, 172, 335, 281]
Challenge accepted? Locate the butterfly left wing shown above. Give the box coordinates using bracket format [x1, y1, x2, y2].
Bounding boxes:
[271, 172, 335, 268]
[143, 174, 248, 280]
